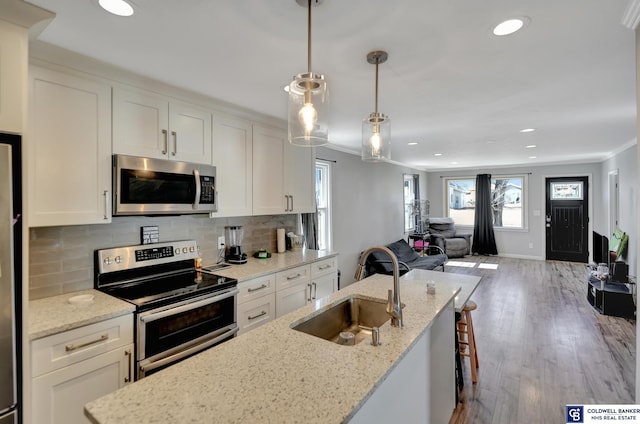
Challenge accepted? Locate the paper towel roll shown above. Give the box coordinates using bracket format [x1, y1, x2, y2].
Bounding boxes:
[277, 228, 286, 253]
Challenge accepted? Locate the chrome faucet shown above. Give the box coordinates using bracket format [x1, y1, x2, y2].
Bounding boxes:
[354, 246, 403, 328]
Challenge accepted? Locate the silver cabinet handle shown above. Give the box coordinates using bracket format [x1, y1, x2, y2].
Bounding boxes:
[103, 190, 109, 220]
[284, 195, 290, 212]
[286, 273, 302, 280]
[248, 310, 267, 321]
[290, 195, 294, 211]
[318, 264, 331, 270]
[171, 131, 177, 155]
[247, 284, 268, 293]
[307, 283, 312, 302]
[124, 349, 132, 383]
[312, 282, 317, 300]
[65, 334, 108, 352]
[161, 129, 168, 154]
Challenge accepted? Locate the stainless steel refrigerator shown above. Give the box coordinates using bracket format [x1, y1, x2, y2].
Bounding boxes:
[0, 134, 22, 424]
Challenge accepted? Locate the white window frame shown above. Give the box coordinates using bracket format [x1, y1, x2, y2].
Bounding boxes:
[315, 160, 332, 250]
[444, 174, 528, 231]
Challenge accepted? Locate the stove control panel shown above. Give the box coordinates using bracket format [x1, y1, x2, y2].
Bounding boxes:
[96, 240, 199, 274]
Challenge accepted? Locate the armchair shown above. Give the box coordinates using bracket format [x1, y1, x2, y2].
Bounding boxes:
[428, 217, 471, 258]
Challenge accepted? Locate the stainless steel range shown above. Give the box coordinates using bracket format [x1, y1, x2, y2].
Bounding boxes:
[95, 240, 238, 380]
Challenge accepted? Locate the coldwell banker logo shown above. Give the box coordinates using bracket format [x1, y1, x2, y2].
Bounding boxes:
[566, 405, 584, 423]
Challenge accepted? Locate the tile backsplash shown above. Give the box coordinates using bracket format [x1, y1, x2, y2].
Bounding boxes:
[29, 214, 297, 300]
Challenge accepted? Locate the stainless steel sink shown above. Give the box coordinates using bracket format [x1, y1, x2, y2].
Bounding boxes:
[291, 295, 393, 345]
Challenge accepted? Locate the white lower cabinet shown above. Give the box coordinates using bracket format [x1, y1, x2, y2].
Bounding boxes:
[275, 264, 311, 318]
[311, 257, 337, 301]
[237, 274, 276, 336]
[274, 258, 338, 318]
[31, 314, 134, 424]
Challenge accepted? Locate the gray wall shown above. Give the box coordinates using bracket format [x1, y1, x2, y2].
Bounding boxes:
[426, 162, 603, 261]
[600, 144, 637, 275]
[316, 147, 427, 287]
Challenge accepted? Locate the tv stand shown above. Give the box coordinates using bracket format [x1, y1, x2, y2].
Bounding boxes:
[586, 272, 635, 319]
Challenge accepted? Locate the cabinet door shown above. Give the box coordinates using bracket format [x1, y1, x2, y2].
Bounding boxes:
[276, 282, 310, 318]
[169, 100, 212, 164]
[211, 114, 252, 217]
[28, 66, 112, 226]
[237, 293, 276, 336]
[285, 142, 316, 213]
[252, 124, 286, 215]
[312, 273, 336, 301]
[31, 344, 133, 424]
[112, 86, 169, 159]
[0, 21, 26, 134]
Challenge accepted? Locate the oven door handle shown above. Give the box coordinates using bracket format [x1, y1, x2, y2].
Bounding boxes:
[140, 288, 239, 324]
[139, 326, 238, 376]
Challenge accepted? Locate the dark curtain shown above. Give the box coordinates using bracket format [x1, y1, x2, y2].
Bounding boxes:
[302, 212, 319, 250]
[472, 174, 498, 255]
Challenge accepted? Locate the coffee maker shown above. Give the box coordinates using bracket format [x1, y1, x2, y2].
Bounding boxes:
[225, 225, 247, 264]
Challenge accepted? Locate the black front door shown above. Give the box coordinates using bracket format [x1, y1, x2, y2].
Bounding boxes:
[545, 176, 589, 262]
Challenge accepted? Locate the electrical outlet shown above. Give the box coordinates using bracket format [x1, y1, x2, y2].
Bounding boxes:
[528, 242, 534, 249]
[217, 236, 225, 250]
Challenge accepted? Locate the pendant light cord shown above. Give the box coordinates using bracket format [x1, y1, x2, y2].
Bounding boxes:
[307, 0, 312, 73]
[374, 60, 379, 114]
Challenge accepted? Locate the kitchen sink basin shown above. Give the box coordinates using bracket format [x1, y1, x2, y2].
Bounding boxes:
[291, 295, 394, 346]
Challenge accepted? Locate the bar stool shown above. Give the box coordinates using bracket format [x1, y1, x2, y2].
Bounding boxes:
[457, 300, 479, 383]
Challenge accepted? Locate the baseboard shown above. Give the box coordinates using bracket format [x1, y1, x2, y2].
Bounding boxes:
[493, 253, 545, 261]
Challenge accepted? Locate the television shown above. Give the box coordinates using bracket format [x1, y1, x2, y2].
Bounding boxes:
[592, 231, 610, 266]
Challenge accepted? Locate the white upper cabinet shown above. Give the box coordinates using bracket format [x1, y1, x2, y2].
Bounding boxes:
[211, 114, 253, 217]
[0, 21, 26, 134]
[284, 141, 315, 213]
[28, 66, 112, 227]
[112, 86, 212, 164]
[252, 124, 286, 215]
[252, 124, 315, 215]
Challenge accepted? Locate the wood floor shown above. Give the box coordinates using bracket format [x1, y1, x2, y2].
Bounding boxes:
[445, 256, 636, 424]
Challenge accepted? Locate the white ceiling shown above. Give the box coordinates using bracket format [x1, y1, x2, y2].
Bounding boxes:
[26, 0, 637, 171]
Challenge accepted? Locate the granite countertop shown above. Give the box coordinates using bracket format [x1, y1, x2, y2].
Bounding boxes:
[85, 271, 461, 424]
[29, 289, 135, 340]
[207, 249, 338, 281]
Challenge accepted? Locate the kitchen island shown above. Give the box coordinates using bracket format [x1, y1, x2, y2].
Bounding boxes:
[85, 270, 481, 424]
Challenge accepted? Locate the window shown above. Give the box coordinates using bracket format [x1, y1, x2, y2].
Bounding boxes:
[445, 175, 526, 229]
[315, 160, 332, 250]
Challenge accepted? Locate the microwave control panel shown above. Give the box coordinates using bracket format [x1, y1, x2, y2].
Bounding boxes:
[200, 176, 215, 204]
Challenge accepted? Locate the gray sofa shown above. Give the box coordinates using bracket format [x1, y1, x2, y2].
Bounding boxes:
[428, 217, 471, 258]
[364, 239, 448, 277]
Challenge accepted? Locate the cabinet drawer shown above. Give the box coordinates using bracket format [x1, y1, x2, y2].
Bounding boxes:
[238, 274, 275, 305]
[32, 314, 134, 377]
[237, 293, 276, 336]
[276, 265, 310, 291]
[311, 257, 337, 278]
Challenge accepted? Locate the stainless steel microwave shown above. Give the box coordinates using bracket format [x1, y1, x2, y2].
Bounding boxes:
[113, 154, 217, 216]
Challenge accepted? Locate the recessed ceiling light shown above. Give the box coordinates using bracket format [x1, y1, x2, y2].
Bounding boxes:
[407, 142, 418, 146]
[493, 18, 526, 36]
[450, 161, 458, 165]
[434, 153, 442, 157]
[99, 0, 134, 17]
[520, 128, 535, 133]
[526, 144, 537, 148]
[528, 156, 537, 159]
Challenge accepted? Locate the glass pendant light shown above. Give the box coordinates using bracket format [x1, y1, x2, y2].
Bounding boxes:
[288, 0, 329, 146]
[362, 50, 390, 162]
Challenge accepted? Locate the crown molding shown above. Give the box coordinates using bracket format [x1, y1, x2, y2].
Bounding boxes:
[622, 0, 640, 30]
[0, 0, 54, 29]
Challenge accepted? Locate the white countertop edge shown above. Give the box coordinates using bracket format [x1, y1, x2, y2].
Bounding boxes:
[29, 289, 135, 340]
